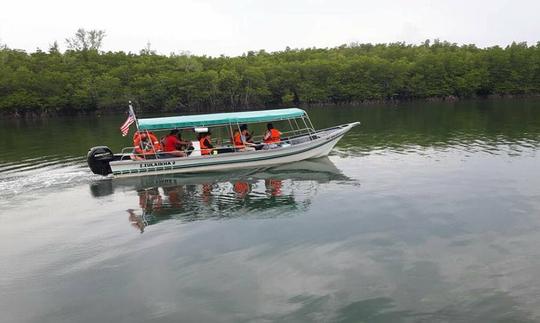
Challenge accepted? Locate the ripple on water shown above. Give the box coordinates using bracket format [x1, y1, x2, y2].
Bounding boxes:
[0, 157, 93, 207]
[336, 130, 540, 159]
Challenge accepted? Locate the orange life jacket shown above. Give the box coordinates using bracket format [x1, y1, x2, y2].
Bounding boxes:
[233, 133, 245, 149]
[199, 136, 212, 155]
[133, 132, 161, 155]
[264, 129, 281, 144]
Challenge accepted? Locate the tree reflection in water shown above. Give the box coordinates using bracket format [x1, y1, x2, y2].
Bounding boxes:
[89, 158, 352, 233]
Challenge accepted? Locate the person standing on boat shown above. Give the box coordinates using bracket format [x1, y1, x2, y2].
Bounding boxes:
[199, 132, 214, 155]
[163, 129, 190, 157]
[264, 123, 281, 144]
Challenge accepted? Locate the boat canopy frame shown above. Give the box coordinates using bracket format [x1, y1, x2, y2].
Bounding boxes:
[122, 107, 318, 161]
[137, 108, 309, 131]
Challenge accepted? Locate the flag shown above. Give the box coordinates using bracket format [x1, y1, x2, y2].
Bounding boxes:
[120, 107, 136, 136]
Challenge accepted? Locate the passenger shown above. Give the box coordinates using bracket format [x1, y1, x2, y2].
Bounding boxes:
[199, 132, 214, 155]
[240, 125, 256, 151]
[263, 123, 281, 144]
[233, 128, 256, 152]
[176, 131, 191, 151]
[163, 129, 190, 157]
[133, 131, 161, 158]
[233, 129, 244, 150]
[138, 133, 152, 150]
[240, 124, 253, 143]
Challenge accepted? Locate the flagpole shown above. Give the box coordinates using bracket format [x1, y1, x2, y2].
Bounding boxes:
[129, 101, 140, 132]
[129, 101, 157, 159]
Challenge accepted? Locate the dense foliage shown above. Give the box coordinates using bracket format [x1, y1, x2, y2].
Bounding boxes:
[1, 40, 539, 115]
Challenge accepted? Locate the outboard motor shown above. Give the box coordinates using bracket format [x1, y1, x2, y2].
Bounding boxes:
[87, 146, 114, 176]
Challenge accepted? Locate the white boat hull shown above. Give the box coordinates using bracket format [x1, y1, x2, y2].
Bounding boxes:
[108, 122, 358, 178]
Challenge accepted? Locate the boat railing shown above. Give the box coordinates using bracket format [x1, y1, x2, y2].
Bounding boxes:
[119, 138, 291, 161]
[249, 127, 314, 142]
[118, 125, 328, 162]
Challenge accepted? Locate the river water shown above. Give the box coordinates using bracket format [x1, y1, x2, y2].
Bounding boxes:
[1, 99, 540, 323]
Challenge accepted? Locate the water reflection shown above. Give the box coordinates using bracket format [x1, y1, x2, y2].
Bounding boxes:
[90, 158, 352, 232]
[307, 99, 540, 157]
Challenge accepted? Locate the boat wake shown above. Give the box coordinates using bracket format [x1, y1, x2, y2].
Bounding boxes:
[0, 156, 95, 206]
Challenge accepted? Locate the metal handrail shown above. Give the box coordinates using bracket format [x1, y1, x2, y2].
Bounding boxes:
[120, 136, 305, 161]
[119, 123, 338, 161]
[248, 127, 312, 142]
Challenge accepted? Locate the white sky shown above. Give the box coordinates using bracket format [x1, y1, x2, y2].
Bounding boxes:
[0, 0, 538, 56]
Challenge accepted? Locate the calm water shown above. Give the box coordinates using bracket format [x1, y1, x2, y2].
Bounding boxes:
[1, 99, 540, 323]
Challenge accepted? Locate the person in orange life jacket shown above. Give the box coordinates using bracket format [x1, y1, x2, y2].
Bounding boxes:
[139, 133, 152, 150]
[163, 129, 190, 157]
[264, 123, 281, 144]
[233, 129, 244, 149]
[199, 132, 214, 155]
[234, 127, 256, 151]
[133, 131, 161, 157]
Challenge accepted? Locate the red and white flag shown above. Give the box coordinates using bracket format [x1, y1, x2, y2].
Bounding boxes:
[120, 106, 136, 136]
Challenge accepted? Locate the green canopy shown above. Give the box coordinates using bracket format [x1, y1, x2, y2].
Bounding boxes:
[137, 108, 306, 131]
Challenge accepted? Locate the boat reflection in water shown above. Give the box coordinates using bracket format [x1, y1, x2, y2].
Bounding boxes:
[90, 158, 351, 233]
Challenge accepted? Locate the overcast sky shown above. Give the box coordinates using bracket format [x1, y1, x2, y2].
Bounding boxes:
[1, 0, 538, 56]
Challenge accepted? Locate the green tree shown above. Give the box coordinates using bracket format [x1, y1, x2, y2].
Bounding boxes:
[65, 28, 106, 51]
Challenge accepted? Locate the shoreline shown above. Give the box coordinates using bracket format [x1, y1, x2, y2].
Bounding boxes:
[2, 94, 539, 120]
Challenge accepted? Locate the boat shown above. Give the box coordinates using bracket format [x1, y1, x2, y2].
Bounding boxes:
[87, 106, 359, 178]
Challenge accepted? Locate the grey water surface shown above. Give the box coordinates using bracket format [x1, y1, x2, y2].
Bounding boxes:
[1, 99, 540, 323]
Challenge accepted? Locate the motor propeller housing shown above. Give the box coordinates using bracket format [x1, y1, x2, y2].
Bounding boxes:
[87, 146, 114, 176]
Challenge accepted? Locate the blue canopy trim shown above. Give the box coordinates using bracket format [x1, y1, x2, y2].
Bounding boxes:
[137, 108, 306, 131]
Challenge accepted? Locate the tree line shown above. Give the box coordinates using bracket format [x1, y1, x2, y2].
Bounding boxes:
[1, 32, 539, 116]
